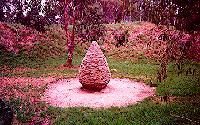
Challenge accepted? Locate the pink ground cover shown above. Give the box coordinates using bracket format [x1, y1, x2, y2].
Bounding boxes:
[43, 78, 155, 109]
[0, 77, 55, 124]
[0, 77, 56, 87]
[0, 76, 57, 102]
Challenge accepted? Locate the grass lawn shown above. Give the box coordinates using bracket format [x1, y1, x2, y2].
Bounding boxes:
[1, 53, 200, 125]
[47, 100, 200, 125]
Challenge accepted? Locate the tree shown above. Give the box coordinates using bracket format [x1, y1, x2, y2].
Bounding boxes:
[64, 0, 75, 67]
[23, 0, 48, 32]
[12, 0, 24, 23]
[64, 0, 108, 67]
[101, 0, 122, 23]
[44, 0, 64, 24]
[0, 0, 11, 22]
[75, 1, 106, 43]
[174, 0, 200, 32]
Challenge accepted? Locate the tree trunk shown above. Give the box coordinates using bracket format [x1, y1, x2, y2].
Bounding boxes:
[122, 0, 125, 22]
[64, 0, 69, 66]
[64, 0, 75, 67]
[66, 14, 76, 67]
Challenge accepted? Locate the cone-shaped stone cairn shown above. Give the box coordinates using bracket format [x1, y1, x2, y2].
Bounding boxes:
[79, 41, 111, 91]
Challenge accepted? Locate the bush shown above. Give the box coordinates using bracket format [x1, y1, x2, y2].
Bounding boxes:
[0, 23, 67, 66]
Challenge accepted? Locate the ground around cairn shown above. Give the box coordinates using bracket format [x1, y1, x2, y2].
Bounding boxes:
[42, 78, 155, 109]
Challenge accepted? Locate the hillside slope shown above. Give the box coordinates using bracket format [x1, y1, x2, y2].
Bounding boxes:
[1, 22, 199, 62]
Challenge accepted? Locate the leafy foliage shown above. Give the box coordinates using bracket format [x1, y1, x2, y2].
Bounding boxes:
[0, 77, 51, 124]
[74, 1, 106, 43]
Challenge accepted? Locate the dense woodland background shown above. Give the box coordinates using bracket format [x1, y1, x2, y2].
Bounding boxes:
[1, 0, 200, 64]
[1, 0, 200, 32]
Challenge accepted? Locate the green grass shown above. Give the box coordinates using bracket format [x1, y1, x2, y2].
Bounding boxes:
[157, 76, 200, 96]
[1, 69, 78, 77]
[4, 55, 198, 124]
[108, 57, 158, 77]
[1, 54, 200, 124]
[107, 57, 159, 84]
[1, 54, 200, 97]
[0, 54, 83, 77]
[47, 99, 200, 125]
[156, 62, 200, 96]
[1, 48, 200, 124]
[0, 41, 85, 78]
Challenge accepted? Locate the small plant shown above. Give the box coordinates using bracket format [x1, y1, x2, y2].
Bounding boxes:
[0, 99, 13, 125]
[0, 81, 50, 124]
[9, 97, 34, 123]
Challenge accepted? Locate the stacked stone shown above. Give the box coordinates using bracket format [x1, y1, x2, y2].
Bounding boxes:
[79, 41, 111, 91]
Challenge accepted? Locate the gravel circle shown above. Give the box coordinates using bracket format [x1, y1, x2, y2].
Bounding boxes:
[42, 78, 155, 109]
